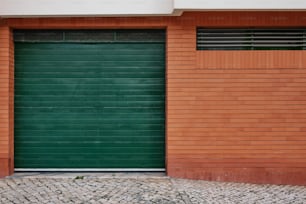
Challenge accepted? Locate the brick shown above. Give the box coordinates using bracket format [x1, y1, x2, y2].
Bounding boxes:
[1, 12, 306, 185]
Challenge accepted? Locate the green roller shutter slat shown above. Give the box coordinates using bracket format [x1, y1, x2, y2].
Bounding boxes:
[14, 37, 165, 168]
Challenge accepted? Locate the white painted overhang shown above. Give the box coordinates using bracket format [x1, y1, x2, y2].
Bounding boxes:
[0, 0, 306, 18]
[174, 0, 306, 11]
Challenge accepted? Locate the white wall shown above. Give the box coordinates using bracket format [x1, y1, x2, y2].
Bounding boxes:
[175, 0, 306, 10]
[0, 0, 174, 17]
[0, 0, 306, 17]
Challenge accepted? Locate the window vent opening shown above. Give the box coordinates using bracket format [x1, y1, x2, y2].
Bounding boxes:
[197, 28, 306, 50]
[14, 30, 165, 43]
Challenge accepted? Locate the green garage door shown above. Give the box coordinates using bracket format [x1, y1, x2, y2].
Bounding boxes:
[14, 30, 165, 169]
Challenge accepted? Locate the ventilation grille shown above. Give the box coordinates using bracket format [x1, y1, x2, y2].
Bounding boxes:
[197, 28, 306, 50]
[14, 30, 165, 43]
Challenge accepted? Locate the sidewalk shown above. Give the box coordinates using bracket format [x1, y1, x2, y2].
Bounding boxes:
[0, 173, 305, 203]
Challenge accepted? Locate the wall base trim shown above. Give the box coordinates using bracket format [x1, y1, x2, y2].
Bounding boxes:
[168, 167, 306, 185]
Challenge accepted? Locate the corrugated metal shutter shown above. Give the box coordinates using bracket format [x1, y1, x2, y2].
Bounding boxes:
[14, 30, 165, 169]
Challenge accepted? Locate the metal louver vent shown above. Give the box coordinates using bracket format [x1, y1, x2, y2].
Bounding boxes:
[197, 28, 306, 50]
[14, 30, 165, 43]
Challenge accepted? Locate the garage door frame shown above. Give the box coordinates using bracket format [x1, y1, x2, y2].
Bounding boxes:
[13, 29, 167, 172]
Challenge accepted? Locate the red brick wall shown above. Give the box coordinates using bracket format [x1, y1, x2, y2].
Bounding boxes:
[167, 68, 306, 184]
[1, 12, 306, 184]
[167, 12, 306, 185]
[0, 24, 14, 177]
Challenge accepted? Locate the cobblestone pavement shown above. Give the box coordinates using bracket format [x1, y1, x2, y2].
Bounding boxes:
[0, 173, 306, 204]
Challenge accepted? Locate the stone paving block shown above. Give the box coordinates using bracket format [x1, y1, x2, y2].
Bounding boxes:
[0, 175, 305, 203]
